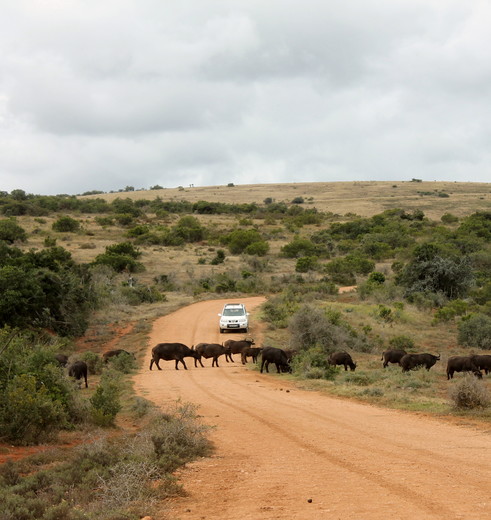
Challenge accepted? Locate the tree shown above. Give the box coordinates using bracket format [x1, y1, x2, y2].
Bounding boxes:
[52, 216, 80, 233]
[173, 216, 205, 242]
[397, 255, 474, 299]
[222, 229, 265, 255]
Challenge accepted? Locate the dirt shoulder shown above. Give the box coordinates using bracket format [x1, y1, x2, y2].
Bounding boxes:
[133, 297, 491, 520]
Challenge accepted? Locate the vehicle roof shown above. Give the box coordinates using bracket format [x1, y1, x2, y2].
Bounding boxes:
[223, 303, 245, 308]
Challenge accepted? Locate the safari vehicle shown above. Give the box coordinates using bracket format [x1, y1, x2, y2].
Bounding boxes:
[218, 303, 249, 333]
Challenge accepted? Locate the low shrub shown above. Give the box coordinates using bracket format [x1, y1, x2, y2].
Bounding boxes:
[148, 402, 213, 473]
[449, 376, 491, 410]
[291, 348, 338, 380]
[107, 352, 137, 374]
[89, 371, 122, 427]
[0, 374, 68, 445]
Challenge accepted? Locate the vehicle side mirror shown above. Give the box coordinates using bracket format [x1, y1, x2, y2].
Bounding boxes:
[218, 313, 222, 316]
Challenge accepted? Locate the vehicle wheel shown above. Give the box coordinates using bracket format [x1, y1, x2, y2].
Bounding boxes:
[220, 328, 224, 333]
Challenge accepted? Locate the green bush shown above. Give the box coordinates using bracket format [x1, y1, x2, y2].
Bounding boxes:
[295, 256, 318, 273]
[120, 284, 165, 305]
[261, 294, 299, 329]
[388, 335, 415, 351]
[0, 374, 68, 445]
[222, 229, 265, 254]
[433, 299, 468, 324]
[89, 371, 122, 426]
[244, 240, 269, 256]
[280, 237, 320, 258]
[107, 352, 137, 374]
[0, 219, 27, 243]
[52, 216, 80, 233]
[291, 348, 337, 380]
[210, 249, 226, 265]
[458, 313, 491, 349]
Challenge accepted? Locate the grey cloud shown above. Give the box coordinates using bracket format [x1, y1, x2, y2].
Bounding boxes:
[1, 1, 490, 195]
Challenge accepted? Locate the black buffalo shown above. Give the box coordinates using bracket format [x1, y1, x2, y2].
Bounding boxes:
[381, 349, 407, 368]
[223, 339, 255, 363]
[55, 353, 69, 367]
[193, 343, 231, 368]
[260, 347, 291, 374]
[149, 343, 200, 370]
[241, 347, 263, 364]
[328, 351, 356, 371]
[68, 360, 88, 388]
[103, 349, 136, 363]
[471, 355, 491, 375]
[446, 356, 482, 380]
[400, 353, 440, 372]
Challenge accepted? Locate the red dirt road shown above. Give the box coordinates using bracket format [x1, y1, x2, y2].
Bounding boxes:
[133, 297, 491, 520]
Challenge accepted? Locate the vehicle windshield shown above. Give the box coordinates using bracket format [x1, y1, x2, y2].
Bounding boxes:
[223, 308, 245, 316]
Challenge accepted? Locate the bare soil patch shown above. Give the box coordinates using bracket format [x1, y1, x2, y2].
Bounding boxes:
[133, 297, 491, 520]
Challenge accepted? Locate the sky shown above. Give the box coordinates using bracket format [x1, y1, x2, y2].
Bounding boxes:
[1, 0, 490, 196]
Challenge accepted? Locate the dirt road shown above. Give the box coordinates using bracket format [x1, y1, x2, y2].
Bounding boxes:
[133, 297, 491, 520]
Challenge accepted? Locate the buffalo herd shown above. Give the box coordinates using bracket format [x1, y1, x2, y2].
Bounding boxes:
[147, 341, 491, 383]
[57, 341, 491, 387]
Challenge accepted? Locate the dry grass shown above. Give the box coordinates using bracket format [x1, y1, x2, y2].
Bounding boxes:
[83, 180, 491, 220]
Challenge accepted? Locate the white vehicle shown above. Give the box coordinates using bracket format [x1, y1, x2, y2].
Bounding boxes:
[218, 303, 249, 333]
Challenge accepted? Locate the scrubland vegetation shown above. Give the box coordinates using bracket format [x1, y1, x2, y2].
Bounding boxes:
[1, 181, 491, 517]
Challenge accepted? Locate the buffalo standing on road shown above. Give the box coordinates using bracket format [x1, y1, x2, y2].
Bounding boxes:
[381, 349, 407, 368]
[223, 339, 255, 363]
[446, 356, 482, 380]
[241, 347, 263, 364]
[328, 351, 357, 371]
[260, 347, 291, 374]
[68, 360, 88, 388]
[193, 343, 231, 368]
[149, 343, 200, 370]
[400, 353, 440, 372]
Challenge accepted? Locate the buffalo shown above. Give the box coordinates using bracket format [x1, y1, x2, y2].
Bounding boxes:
[381, 349, 407, 368]
[328, 351, 356, 371]
[260, 347, 291, 374]
[68, 360, 88, 388]
[241, 347, 263, 364]
[400, 353, 440, 372]
[149, 343, 200, 370]
[103, 349, 136, 363]
[471, 355, 491, 375]
[223, 339, 255, 363]
[55, 353, 69, 367]
[446, 356, 482, 380]
[193, 343, 231, 368]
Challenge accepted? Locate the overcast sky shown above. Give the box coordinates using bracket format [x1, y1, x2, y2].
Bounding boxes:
[1, 1, 490, 195]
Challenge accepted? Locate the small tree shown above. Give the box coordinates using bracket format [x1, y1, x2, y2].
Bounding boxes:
[52, 216, 80, 233]
[295, 256, 318, 273]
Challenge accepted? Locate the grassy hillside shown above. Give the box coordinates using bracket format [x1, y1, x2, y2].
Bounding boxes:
[83, 180, 491, 220]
